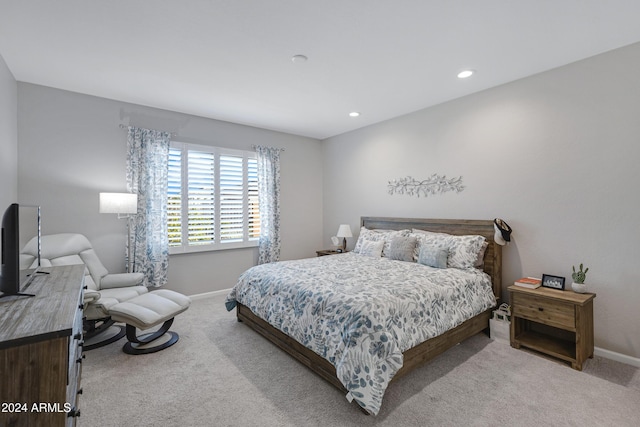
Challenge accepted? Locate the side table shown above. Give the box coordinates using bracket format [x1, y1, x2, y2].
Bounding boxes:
[508, 285, 595, 370]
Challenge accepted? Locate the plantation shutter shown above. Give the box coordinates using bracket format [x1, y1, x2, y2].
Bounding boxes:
[219, 154, 244, 242]
[187, 150, 215, 245]
[167, 142, 259, 253]
[247, 157, 260, 239]
[167, 147, 182, 247]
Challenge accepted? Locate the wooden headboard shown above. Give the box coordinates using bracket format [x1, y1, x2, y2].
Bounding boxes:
[361, 217, 502, 300]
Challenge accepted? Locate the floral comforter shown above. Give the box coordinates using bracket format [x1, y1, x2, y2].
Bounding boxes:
[225, 253, 496, 415]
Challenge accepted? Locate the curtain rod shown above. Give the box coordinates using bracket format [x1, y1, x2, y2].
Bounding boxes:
[119, 124, 177, 137]
[119, 125, 283, 150]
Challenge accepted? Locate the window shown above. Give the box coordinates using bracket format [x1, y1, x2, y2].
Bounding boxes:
[168, 142, 259, 253]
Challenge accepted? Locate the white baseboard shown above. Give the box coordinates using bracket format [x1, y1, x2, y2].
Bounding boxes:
[595, 347, 640, 368]
[188, 288, 231, 301]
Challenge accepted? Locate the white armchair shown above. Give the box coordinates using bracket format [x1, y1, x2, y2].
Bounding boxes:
[21, 233, 148, 349]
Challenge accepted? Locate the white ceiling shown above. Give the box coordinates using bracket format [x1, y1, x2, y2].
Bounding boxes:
[2, 1, 640, 140]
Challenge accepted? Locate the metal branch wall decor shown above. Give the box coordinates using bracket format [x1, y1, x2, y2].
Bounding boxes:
[388, 174, 465, 197]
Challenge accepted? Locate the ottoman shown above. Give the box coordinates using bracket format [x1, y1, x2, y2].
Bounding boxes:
[109, 289, 191, 354]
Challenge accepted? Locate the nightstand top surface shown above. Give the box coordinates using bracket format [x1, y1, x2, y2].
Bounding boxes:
[508, 285, 595, 305]
[316, 249, 347, 256]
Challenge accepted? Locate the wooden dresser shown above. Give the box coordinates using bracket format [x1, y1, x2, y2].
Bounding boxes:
[0, 265, 85, 426]
[508, 285, 595, 370]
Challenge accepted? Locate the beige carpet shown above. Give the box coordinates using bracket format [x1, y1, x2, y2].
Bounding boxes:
[79, 293, 640, 427]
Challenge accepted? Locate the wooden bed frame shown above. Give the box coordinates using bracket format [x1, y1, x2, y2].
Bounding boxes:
[236, 217, 502, 410]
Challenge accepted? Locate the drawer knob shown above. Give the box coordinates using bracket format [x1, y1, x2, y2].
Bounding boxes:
[538, 307, 544, 311]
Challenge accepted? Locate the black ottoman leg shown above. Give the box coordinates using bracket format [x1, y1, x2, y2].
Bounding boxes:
[122, 318, 179, 355]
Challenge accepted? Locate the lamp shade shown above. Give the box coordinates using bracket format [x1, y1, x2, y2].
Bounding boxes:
[99, 193, 138, 214]
[336, 224, 353, 238]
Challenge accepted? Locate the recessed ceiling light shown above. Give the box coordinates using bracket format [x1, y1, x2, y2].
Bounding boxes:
[291, 54, 308, 63]
[457, 70, 474, 79]
[349, 112, 360, 117]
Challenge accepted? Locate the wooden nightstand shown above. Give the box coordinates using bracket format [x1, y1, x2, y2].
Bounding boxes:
[508, 285, 596, 370]
[316, 249, 345, 257]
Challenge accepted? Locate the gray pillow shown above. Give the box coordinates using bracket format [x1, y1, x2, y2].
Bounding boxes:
[418, 246, 448, 269]
[386, 236, 417, 262]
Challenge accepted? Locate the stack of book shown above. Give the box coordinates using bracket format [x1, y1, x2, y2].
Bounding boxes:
[514, 277, 541, 289]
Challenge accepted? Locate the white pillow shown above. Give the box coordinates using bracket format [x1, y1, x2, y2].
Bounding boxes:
[358, 239, 384, 257]
[447, 235, 487, 269]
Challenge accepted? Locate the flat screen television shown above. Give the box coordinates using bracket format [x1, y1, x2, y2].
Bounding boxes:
[0, 203, 42, 298]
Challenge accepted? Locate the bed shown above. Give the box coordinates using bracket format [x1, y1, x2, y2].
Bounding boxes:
[225, 217, 502, 415]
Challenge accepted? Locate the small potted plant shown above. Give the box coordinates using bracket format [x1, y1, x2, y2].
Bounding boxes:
[571, 263, 589, 293]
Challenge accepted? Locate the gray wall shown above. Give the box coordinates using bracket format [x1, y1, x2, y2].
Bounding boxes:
[11, 42, 640, 359]
[322, 42, 640, 359]
[0, 53, 17, 208]
[17, 84, 323, 296]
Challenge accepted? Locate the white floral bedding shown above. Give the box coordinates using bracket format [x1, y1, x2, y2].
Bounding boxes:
[225, 253, 496, 415]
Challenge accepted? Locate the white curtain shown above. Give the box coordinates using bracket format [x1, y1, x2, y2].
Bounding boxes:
[126, 126, 171, 287]
[255, 145, 283, 264]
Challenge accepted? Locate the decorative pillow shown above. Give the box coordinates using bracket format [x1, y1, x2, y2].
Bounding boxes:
[353, 227, 410, 255]
[447, 235, 487, 269]
[412, 229, 487, 269]
[418, 246, 448, 269]
[358, 239, 384, 257]
[385, 236, 417, 262]
[410, 231, 451, 261]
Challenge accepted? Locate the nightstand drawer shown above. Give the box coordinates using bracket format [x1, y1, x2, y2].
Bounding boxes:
[511, 293, 575, 330]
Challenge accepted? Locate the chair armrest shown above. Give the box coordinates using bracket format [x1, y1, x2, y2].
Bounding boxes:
[100, 272, 145, 289]
[84, 290, 101, 305]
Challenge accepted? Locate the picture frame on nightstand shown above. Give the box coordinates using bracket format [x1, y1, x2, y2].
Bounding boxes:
[541, 274, 565, 290]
